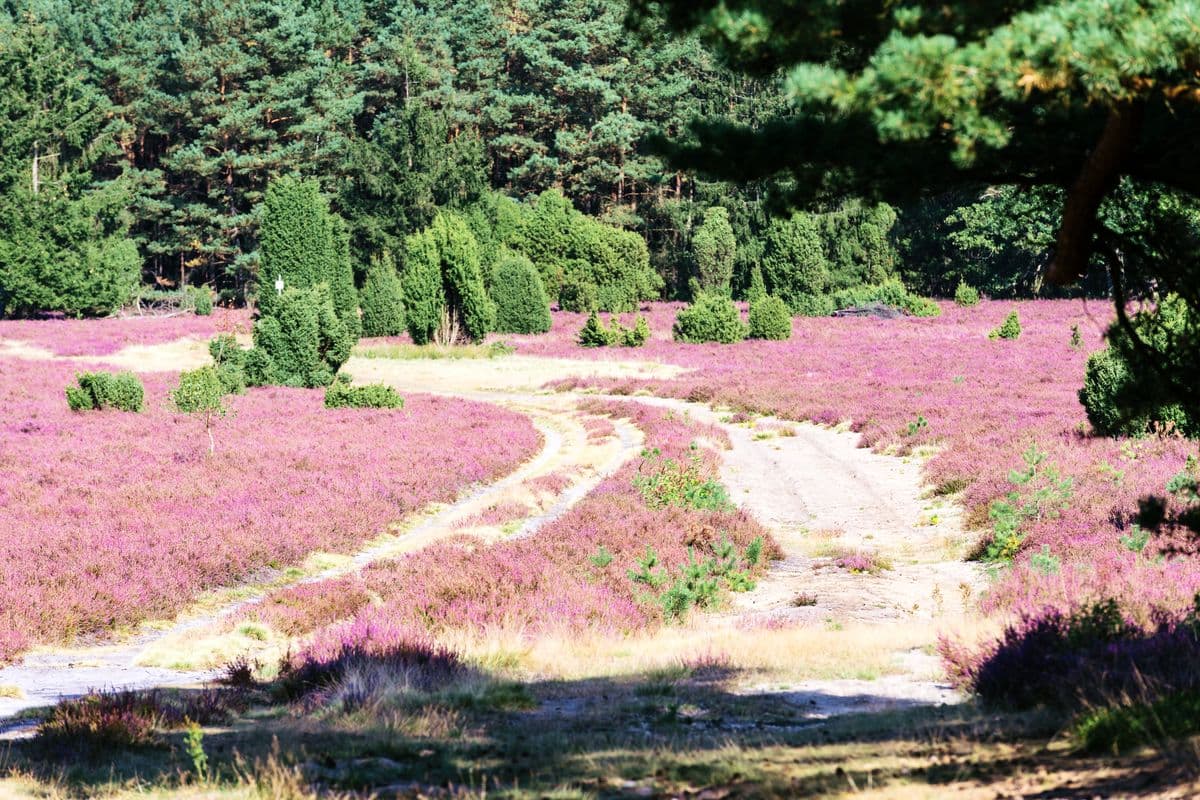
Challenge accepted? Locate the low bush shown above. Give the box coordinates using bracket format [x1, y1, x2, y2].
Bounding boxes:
[491, 252, 552, 334]
[748, 295, 792, 340]
[941, 597, 1200, 713]
[673, 293, 746, 343]
[578, 312, 617, 347]
[577, 312, 649, 348]
[989, 310, 1022, 340]
[208, 334, 248, 394]
[37, 688, 233, 750]
[558, 271, 599, 313]
[171, 366, 228, 455]
[629, 535, 764, 621]
[251, 285, 352, 387]
[190, 286, 214, 316]
[359, 252, 405, 338]
[324, 381, 405, 409]
[792, 293, 837, 317]
[983, 444, 1072, 562]
[1078, 294, 1198, 437]
[633, 445, 732, 511]
[1074, 688, 1200, 754]
[831, 279, 941, 317]
[954, 281, 980, 307]
[65, 371, 144, 412]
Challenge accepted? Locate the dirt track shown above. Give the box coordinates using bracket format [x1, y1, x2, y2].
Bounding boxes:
[0, 339, 982, 726]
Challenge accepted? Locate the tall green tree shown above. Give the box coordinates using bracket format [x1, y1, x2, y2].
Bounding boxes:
[691, 206, 736, 294]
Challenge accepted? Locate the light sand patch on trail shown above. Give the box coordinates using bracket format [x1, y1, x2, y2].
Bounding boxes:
[0, 335, 219, 371]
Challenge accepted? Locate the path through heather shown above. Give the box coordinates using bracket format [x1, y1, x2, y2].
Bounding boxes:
[1, 338, 982, 728]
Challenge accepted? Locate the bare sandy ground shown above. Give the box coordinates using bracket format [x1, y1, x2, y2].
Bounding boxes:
[1, 338, 983, 726]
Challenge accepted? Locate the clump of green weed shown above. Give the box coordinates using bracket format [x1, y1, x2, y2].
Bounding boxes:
[633, 445, 732, 512]
[984, 444, 1072, 562]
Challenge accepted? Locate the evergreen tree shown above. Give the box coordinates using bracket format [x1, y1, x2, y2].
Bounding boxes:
[328, 214, 361, 340]
[692, 206, 736, 294]
[633, 0, 1200, 289]
[761, 212, 829, 313]
[401, 228, 444, 345]
[359, 252, 405, 338]
[257, 177, 335, 318]
[430, 212, 492, 343]
[491, 252, 551, 334]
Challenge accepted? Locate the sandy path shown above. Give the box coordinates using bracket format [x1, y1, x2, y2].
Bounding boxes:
[1, 339, 982, 728]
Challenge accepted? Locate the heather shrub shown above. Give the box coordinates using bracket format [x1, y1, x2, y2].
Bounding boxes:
[38, 690, 165, 749]
[673, 293, 746, 343]
[324, 381, 404, 410]
[250, 285, 352, 387]
[989, 310, 1022, 339]
[942, 598, 1200, 713]
[359, 251, 405, 337]
[748, 294, 792, 340]
[65, 371, 144, 412]
[491, 252, 551, 334]
[954, 280, 980, 307]
[1079, 295, 1199, 437]
[277, 622, 464, 709]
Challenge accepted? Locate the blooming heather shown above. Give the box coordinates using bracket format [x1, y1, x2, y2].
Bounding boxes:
[0, 357, 539, 663]
[248, 400, 778, 643]
[0, 308, 252, 356]
[514, 301, 1198, 617]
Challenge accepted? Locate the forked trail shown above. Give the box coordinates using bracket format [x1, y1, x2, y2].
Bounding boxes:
[0, 338, 982, 726]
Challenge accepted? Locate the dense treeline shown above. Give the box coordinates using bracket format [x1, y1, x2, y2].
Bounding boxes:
[0, 0, 1116, 317]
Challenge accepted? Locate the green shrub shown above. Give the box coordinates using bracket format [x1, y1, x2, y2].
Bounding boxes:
[491, 252, 551, 333]
[558, 270, 599, 313]
[511, 189, 660, 311]
[746, 264, 767, 303]
[1079, 296, 1197, 437]
[328, 215, 361, 340]
[359, 251, 405, 337]
[761, 212, 829, 313]
[748, 295, 792, 340]
[1074, 689, 1200, 754]
[954, 281, 980, 307]
[0, 187, 140, 317]
[578, 312, 618, 347]
[673, 293, 747, 344]
[989, 310, 1022, 340]
[171, 366, 228, 455]
[791, 293, 837, 318]
[65, 371, 145, 412]
[431, 212, 492, 342]
[633, 446, 733, 512]
[324, 382, 405, 409]
[257, 176, 336, 320]
[190, 286, 214, 316]
[401, 228, 445, 345]
[831, 279, 941, 317]
[250, 285, 352, 387]
[622, 315, 650, 347]
[692, 206, 736, 294]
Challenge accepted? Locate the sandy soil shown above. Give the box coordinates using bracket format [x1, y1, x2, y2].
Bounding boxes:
[0, 338, 983, 726]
